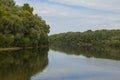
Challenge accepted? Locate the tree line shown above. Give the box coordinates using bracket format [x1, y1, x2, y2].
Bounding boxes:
[49, 30, 120, 47]
[0, 0, 50, 48]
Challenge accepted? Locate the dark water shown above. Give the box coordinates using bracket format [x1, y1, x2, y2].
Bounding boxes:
[0, 48, 48, 80]
[0, 47, 120, 80]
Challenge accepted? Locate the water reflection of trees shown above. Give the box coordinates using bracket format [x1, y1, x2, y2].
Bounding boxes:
[0, 48, 49, 80]
[50, 44, 120, 60]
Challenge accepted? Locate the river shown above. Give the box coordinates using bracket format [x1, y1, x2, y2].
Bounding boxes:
[31, 49, 120, 80]
[0, 47, 120, 80]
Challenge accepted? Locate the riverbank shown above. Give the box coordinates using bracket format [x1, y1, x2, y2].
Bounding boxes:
[0, 47, 22, 51]
[0, 46, 49, 51]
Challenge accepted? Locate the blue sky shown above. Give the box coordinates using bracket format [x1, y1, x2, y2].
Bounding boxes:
[15, 0, 120, 34]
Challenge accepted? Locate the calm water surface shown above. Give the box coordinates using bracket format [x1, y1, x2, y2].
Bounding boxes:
[31, 49, 120, 80]
[0, 47, 120, 80]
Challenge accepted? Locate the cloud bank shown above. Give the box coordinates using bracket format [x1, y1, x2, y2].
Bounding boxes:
[15, 0, 120, 34]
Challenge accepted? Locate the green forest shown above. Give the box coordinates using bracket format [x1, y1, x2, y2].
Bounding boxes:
[0, 0, 50, 48]
[49, 30, 120, 47]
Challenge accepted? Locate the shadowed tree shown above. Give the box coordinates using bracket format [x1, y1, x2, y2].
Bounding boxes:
[22, 3, 33, 14]
[0, 0, 15, 6]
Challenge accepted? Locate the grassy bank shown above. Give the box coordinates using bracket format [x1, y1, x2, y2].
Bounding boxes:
[0, 46, 49, 51]
[0, 47, 22, 51]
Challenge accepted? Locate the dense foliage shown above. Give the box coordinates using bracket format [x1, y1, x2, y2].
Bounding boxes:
[0, 0, 50, 48]
[49, 30, 120, 47]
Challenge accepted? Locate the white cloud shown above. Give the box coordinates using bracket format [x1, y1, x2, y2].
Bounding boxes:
[34, 3, 71, 17]
[49, 0, 120, 12]
[15, 0, 120, 34]
[32, 2, 120, 34]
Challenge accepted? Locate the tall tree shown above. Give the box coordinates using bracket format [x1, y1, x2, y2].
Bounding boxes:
[0, 0, 15, 6]
[22, 3, 33, 14]
[0, 0, 50, 48]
